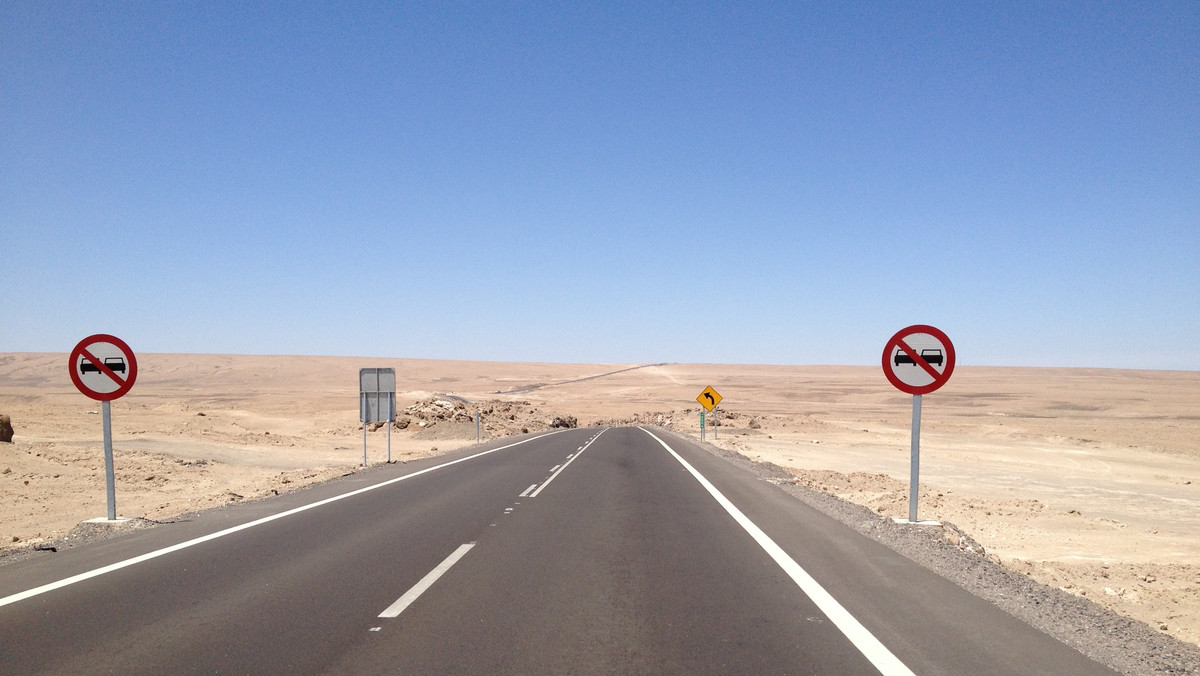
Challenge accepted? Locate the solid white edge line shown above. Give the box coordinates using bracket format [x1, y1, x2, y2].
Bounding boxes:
[638, 427, 916, 676]
[528, 428, 608, 497]
[0, 431, 569, 610]
[378, 542, 475, 618]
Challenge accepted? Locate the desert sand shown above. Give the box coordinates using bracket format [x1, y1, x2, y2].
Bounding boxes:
[2, 353, 1198, 645]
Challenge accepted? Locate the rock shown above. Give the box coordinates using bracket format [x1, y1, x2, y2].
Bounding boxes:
[549, 416, 578, 429]
[0, 414, 12, 443]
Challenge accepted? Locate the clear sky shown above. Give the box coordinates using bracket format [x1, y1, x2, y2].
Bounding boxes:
[3, 2, 1197, 369]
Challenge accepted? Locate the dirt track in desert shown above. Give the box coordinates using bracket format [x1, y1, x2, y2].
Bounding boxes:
[2, 353, 1198, 645]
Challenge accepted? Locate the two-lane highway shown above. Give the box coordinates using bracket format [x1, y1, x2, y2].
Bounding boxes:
[0, 427, 1114, 674]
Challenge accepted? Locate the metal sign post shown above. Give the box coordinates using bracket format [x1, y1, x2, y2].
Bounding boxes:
[909, 395, 922, 523]
[101, 401, 116, 520]
[882, 325, 955, 524]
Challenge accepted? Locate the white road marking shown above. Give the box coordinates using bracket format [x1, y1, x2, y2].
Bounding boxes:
[548, 465, 561, 473]
[639, 427, 916, 676]
[379, 543, 475, 618]
[529, 428, 608, 497]
[0, 432, 568, 609]
[519, 484, 538, 497]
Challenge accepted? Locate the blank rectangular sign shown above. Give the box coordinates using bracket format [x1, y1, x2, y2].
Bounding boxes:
[360, 367, 396, 394]
[359, 368, 397, 423]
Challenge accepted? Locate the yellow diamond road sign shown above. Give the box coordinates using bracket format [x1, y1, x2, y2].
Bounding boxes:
[697, 386, 722, 412]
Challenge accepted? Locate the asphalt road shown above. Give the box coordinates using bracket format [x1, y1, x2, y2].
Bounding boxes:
[0, 427, 1115, 675]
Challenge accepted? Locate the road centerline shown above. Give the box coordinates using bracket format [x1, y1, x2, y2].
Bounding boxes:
[528, 428, 608, 497]
[379, 543, 475, 619]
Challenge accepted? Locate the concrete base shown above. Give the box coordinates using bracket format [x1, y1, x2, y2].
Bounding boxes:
[892, 517, 942, 526]
[84, 517, 134, 525]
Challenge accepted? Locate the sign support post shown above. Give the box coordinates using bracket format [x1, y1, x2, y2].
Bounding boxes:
[102, 400, 116, 520]
[909, 395, 922, 523]
[700, 412, 706, 441]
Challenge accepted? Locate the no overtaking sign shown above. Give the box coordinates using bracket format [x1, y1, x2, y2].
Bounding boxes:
[70, 334, 138, 401]
[881, 324, 955, 524]
[882, 325, 955, 395]
[68, 333, 138, 521]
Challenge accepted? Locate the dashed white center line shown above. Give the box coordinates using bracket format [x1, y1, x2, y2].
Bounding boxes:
[529, 428, 608, 497]
[379, 543, 475, 619]
[519, 484, 538, 497]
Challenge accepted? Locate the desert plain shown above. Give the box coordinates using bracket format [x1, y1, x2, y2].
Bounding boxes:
[1, 352, 1198, 646]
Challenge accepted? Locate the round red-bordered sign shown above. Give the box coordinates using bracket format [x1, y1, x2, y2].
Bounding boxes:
[69, 334, 138, 401]
[882, 325, 955, 395]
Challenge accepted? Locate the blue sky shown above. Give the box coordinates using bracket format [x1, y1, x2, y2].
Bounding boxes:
[3, 2, 1197, 369]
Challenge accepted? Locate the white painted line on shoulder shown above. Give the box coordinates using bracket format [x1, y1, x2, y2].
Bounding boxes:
[379, 543, 475, 618]
[519, 484, 538, 497]
[0, 431, 567, 610]
[549, 465, 561, 473]
[638, 427, 916, 676]
[529, 428, 608, 498]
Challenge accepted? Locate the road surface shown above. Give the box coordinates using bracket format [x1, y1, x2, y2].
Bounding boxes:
[0, 427, 1114, 674]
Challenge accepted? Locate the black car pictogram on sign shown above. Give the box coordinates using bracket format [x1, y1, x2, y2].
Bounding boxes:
[80, 356, 127, 374]
[894, 348, 943, 367]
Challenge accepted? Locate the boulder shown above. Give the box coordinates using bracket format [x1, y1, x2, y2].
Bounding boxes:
[549, 415, 578, 429]
[0, 414, 12, 443]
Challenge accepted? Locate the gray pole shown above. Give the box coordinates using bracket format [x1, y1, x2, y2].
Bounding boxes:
[386, 418, 391, 464]
[909, 394, 922, 523]
[102, 400, 116, 520]
[362, 420, 367, 469]
[714, 406, 718, 440]
[476, 410, 480, 443]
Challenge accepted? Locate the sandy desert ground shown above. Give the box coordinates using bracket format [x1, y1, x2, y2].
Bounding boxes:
[1, 352, 1198, 646]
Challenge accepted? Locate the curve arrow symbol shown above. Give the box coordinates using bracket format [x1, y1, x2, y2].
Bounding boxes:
[704, 393, 715, 406]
